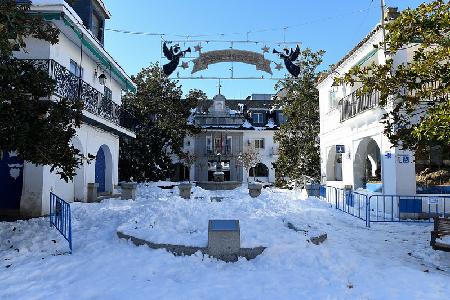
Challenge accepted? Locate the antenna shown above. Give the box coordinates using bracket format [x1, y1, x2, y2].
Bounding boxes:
[381, 0, 387, 56]
[217, 79, 222, 95]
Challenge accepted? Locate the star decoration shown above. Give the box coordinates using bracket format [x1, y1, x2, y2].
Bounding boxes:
[181, 61, 189, 69]
[275, 63, 283, 71]
[261, 45, 270, 53]
[194, 44, 202, 52]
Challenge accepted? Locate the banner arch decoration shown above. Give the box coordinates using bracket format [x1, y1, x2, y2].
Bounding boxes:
[160, 39, 302, 80]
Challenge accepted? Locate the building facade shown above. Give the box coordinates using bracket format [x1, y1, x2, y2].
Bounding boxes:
[317, 10, 427, 195]
[180, 94, 283, 184]
[1, 0, 136, 217]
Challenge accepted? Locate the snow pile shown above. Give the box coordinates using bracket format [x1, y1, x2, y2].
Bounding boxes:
[438, 236, 450, 245]
[31, 0, 83, 23]
[242, 119, 253, 128]
[118, 184, 327, 247]
[31, 0, 66, 5]
[0, 184, 449, 299]
[265, 118, 277, 129]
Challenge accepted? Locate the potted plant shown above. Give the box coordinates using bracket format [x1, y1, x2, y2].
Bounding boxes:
[238, 145, 263, 197]
[178, 151, 196, 199]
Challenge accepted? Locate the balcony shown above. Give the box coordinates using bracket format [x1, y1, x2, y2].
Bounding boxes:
[22, 59, 120, 125]
[206, 147, 233, 158]
[338, 88, 380, 122]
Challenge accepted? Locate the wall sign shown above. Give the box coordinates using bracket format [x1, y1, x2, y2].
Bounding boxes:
[428, 197, 439, 205]
[336, 145, 345, 154]
[397, 154, 410, 164]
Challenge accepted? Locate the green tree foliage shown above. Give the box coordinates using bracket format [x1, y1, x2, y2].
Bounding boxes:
[274, 49, 325, 186]
[338, 0, 449, 151]
[0, 0, 84, 181]
[119, 64, 204, 182]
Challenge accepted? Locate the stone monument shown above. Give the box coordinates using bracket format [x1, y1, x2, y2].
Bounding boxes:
[208, 220, 240, 260]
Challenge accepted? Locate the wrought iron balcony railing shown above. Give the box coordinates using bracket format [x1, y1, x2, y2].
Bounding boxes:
[338, 88, 380, 122]
[21, 59, 120, 125]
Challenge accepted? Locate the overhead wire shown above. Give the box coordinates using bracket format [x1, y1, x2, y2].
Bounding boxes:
[104, 7, 374, 41]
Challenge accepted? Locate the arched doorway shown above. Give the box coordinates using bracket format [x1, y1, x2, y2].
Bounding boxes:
[172, 163, 190, 182]
[249, 163, 269, 180]
[0, 151, 24, 211]
[354, 138, 382, 190]
[95, 145, 113, 194]
[326, 146, 343, 181]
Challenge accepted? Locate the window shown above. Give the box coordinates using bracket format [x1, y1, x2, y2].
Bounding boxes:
[70, 59, 83, 78]
[255, 139, 265, 149]
[92, 12, 104, 43]
[214, 137, 222, 153]
[329, 89, 337, 110]
[225, 136, 232, 154]
[252, 112, 264, 124]
[206, 136, 212, 153]
[104, 86, 112, 101]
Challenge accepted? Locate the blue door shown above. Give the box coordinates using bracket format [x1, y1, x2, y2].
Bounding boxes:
[95, 148, 106, 193]
[0, 151, 24, 210]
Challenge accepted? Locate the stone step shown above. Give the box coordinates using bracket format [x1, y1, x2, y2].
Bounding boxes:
[97, 193, 121, 201]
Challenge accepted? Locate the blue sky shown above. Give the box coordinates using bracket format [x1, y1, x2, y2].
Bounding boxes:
[103, 0, 427, 99]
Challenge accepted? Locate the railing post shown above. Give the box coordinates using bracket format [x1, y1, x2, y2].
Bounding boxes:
[334, 187, 338, 209]
[366, 195, 371, 227]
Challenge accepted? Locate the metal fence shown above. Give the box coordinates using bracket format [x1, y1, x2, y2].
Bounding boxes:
[319, 186, 450, 227]
[50, 193, 72, 253]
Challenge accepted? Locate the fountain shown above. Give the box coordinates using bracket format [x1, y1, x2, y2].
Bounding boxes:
[196, 152, 241, 191]
[213, 153, 225, 182]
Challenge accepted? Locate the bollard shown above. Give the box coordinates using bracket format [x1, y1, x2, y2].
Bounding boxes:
[87, 183, 99, 203]
[121, 182, 137, 200]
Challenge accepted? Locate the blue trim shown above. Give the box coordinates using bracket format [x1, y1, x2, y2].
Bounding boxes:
[95, 148, 106, 193]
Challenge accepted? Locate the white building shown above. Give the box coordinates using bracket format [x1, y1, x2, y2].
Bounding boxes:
[1, 0, 136, 217]
[317, 14, 419, 195]
[317, 6, 450, 199]
[177, 94, 282, 184]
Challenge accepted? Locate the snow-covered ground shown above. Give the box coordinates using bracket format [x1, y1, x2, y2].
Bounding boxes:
[1, 183, 449, 300]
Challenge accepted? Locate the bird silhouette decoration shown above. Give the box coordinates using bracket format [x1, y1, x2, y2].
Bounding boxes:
[162, 42, 191, 76]
[273, 45, 301, 77]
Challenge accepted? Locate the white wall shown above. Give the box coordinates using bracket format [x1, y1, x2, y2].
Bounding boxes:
[19, 123, 119, 216]
[242, 130, 277, 183]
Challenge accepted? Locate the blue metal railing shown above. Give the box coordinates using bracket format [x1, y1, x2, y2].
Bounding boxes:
[367, 194, 450, 225]
[50, 193, 72, 253]
[319, 185, 450, 227]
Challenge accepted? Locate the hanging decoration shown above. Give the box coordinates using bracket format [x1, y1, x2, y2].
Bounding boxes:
[272, 45, 301, 77]
[191, 49, 273, 75]
[162, 42, 192, 76]
[160, 39, 302, 80]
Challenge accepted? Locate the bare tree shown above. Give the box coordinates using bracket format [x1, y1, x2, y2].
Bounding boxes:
[238, 145, 261, 182]
[179, 151, 197, 183]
